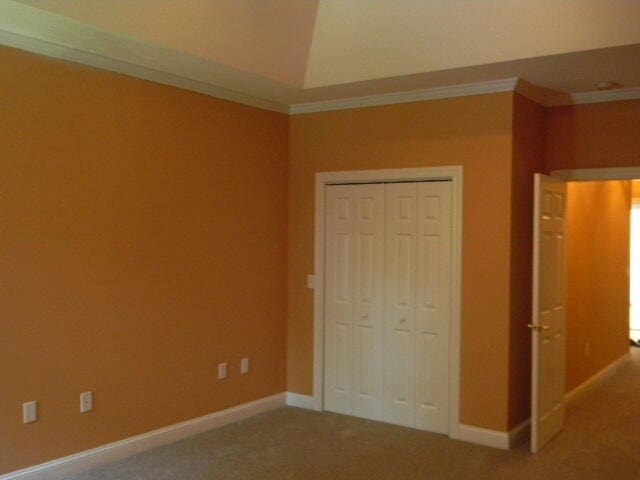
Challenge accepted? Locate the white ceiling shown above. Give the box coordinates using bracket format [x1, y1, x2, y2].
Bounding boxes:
[305, 0, 640, 88]
[2, 0, 640, 111]
[296, 44, 640, 102]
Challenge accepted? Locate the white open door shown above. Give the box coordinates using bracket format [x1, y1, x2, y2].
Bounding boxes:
[531, 173, 567, 453]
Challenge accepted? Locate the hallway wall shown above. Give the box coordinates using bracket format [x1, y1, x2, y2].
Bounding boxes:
[565, 181, 631, 393]
[545, 99, 640, 171]
[545, 100, 639, 392]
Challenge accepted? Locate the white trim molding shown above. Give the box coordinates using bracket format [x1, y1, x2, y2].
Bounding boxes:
[458, 419, 530, 450]
[0, 393, 286, 480]
[290, 78, 519, 114]
[286, 392, 321, 411]
[1, 0, 638, 116]
[1, 0, 637, 116]
[458, 424, 509, 450]
[508, 419, 531, 448]
[514, 79, 554, 107]
[0, 0, 291, 114]
[515, 81, 640, 108]
[313, 166, 464, 440]
[549, 86, 640, 107]
[552, 167, 640, 182]
[565, 352, 631, 404]
[288, 80, 640, 115]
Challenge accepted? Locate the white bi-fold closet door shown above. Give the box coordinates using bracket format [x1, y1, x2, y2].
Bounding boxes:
[324, 180, 452, 434]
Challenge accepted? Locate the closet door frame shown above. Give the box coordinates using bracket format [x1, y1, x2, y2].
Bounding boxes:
[312, 166, 463, 440]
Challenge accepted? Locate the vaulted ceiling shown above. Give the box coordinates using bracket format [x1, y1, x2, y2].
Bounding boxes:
[15, 0, 319, 87]
[3, 0, 640, 111]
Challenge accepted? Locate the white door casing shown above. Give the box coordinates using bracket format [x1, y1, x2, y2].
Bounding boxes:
[324, 180, 452, 434]
[531, 173, 567, 453]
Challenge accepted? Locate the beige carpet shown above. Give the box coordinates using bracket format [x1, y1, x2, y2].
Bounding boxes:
[70, 349, 640, 479]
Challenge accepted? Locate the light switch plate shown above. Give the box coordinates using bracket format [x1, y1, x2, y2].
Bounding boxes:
[218, 362, 228, 380]
[23, 401, 37, 423]
[307, 274, 315, 289]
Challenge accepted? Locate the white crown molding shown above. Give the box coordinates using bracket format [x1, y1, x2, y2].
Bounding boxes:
[514, 79, 554, 107]
[0, 393, 286, 480]
[548, 86, 640, 107]
[0, 1, 290, 114]
[289, 78, 520, 114]
[1, 1, 638, 115]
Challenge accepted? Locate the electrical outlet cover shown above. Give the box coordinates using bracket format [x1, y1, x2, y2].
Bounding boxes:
[241, 357, 250, 374]
[218, 362, 228, 379]
[80, 391, 93, 413]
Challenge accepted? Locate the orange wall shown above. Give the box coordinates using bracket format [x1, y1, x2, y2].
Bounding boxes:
[0, 47, 289, 473]
[6, 42, 639, 473]
[508, 94, 545, 428]
[545, 100, 639, 392]
[565, 181, 631, 393]
[288, 93, 516, 431]
[545, 100, 640, 171]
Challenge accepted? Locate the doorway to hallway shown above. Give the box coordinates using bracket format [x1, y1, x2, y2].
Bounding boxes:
[532, 169, 640, 453]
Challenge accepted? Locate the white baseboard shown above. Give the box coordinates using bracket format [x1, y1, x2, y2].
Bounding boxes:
[285, 392, 321, 411]
[1, 392, 286, 480]
[565, 351, 631, 404]
[458, 424, 510, 450]
[508, 418, 531, 448]
[458, 418, 530, 450]
[458, 350, 631, 452]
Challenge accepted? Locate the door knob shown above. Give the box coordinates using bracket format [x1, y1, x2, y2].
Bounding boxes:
[527, 324, 550, 332]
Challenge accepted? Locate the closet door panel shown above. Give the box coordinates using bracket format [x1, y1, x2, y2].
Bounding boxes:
[325, 184, 385, 418]
[415, 181, 452, 433]
[352, 184, 385, 419]
[383, 182, 418, 427]
[324, 185, 355, 414]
